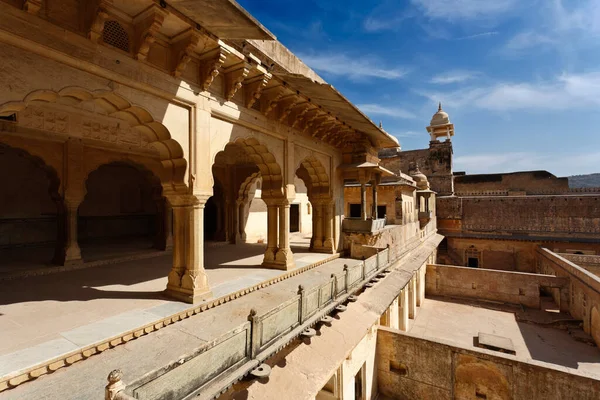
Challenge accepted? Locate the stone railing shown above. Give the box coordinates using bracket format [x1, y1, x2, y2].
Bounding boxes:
[342, 217, 386, 233]
[106, 248, 391, 400]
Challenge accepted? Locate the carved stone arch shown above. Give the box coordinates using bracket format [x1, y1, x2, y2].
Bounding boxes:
[81, 149, 165, 197]
[82, 158, 163, 201]
[237, 172, 261, 203]
[211, 136, 284, 199]
[0, 142, 62, 203]
[0, 87, 188, 191]
[295, 156, 330, 200]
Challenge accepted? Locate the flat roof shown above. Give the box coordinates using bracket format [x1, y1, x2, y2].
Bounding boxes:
[169, 0, 275, 40]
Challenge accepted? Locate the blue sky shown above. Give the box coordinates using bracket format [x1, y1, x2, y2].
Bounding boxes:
[237, 0, 600, 177]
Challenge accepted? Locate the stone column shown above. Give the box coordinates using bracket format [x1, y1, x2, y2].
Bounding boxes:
[164, 200, 173, 250]
[372, 180, 378, 219]
[59, 197, 83, 266]
[236, 200, 245, 243]
[310, 201, 317, 250]
[313, 201, 324, 249]
[275, 200, 295, 269]
[408, 276, 417, 319]
[322, 200, 335, 253]
[262, 200, 279, 267]
[165, 194, 212, 304]
[399, 289, 409, 331]
[360, 182, 367, 221]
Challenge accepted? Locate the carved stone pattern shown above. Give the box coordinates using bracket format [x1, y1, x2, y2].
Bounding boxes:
[19, 106, 148, 148]
[201, 51, 228, 91]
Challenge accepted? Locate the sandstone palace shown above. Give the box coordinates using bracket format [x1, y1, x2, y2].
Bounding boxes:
[0, 1, 599, 399]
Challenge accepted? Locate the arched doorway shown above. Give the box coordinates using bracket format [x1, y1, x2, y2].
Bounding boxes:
[78, 162, 163, 260]
[209, 137, 292, 269]
[295, 157, 333, 253]
[0, 144, 62, 271]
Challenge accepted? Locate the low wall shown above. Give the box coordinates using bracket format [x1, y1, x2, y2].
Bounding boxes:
[343, 224, 420, 261]
[426, 264, 568, 308]
[376, 328, 600, 400]
[560, 253, 600, 277]
[536, 248, 600, 346]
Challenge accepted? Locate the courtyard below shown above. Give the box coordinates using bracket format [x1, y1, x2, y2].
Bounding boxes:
[409, 297, 600, 377]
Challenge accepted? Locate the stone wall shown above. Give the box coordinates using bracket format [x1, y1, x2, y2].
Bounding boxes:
[379, 141, 453, 195]
[442, 237, 600, 272]
[376, 327, 600, 400]
[455, 170, 569, 195]
[560, 253, 600, 277]
[437, 195, 600, 239]
[536, 248, 600, 345]
[426, 264, 568, 308]
[343, 223, 421, 261]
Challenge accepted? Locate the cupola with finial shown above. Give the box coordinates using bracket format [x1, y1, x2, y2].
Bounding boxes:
[426, 102, 454, 142]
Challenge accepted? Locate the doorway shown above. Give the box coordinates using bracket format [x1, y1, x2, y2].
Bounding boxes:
[290, 203, 300, 232]
[467, 257, 479, 268]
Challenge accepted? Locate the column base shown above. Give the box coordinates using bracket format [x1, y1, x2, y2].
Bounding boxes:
[164, 286, 213, 304]
[311, 246, 336, 254]
[262, 257, 295, 271]
[263, 247, 278, 263]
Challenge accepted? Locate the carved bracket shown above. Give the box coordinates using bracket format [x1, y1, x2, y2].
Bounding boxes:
[290, 103, 312, 128]
[23, 0, 42, 14]
[277, 95, 301, 122]
[199, 46, 231, 92]
[301, 109, 323, 133]
[244, 72, 272, 109]
[260, 86, 285, 116]
[87, 1, 111, 43]
[224, 62, 251, 101]
[134, 5, 167, 61]
[171, 31, 201, 78]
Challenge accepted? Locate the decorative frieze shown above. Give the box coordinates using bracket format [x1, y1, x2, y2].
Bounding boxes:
[18, 106, 149, 149]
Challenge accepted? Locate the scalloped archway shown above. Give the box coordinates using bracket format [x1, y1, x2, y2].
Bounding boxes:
[0, 87, 187, 190]
[296, 156, 330, 199]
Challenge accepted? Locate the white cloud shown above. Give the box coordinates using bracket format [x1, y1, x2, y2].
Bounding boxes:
[455, 151, 600, 176]
[551, 0, 600, 35]
[502, 31, 555, 53]
[430, 70, 481, 84]
[298, 53, 408, 80]
[411, 0, 516, 20]
[357, 104, 416, 119]
[363, 16, 407, 32]
[456, 31, 498, 40]
[418, 72, 600, 111]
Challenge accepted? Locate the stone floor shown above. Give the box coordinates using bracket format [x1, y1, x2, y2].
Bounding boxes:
[0, 233, 333, 379]
[410, 297, 600, 377]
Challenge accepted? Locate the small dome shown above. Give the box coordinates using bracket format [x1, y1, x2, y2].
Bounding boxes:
[410, 165, 430, 190]
[430, 102, 450, 126]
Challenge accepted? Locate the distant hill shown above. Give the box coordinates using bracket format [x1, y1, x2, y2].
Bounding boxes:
[568, 173, 600, 188]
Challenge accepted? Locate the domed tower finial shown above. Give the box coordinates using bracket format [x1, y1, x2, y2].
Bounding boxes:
[379, 120, 383, 128]
[438, 102, 442, 112]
